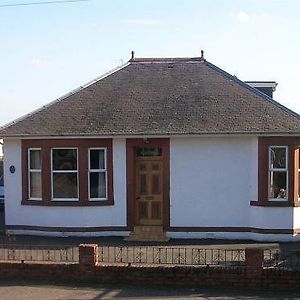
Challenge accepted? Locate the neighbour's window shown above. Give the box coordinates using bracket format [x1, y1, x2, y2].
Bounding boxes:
[268, 146, 288, 199]
[52, 148, 78, 200]
[89, 148, 107, 200]
[28, 149, 42, 199]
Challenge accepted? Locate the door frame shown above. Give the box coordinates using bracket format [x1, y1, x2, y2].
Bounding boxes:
[126, 138, 170, 231]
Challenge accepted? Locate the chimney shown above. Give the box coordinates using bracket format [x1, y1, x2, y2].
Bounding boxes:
[245, 81, 278, 98]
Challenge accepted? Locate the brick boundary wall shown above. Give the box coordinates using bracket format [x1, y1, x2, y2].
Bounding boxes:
[0, 245, 299, 290]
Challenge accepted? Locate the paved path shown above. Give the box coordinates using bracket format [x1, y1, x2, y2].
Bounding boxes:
[0, 280, 299, 300]
[0, 231, 279, 249]
[1, 210, 300, 256]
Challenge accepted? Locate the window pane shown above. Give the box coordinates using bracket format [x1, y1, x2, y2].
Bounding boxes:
[29, 172, 41, 198]
[53, 149, 77, 170]
[270, 147, 286, 169]
[269, 171, 287, 198]
[52, 149, 77, 170]
[53, 173, 78, 198]
[30, 150, 41, 170]
[90, 172, 106, 199]
[90, 149, 105, 170]
[136, 148, 162, 157]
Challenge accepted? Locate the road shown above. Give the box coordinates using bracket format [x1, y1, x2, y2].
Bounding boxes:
[0, 280, 299, 300]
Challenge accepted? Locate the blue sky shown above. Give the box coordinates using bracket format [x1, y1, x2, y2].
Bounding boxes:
[0, 0, 300, 127]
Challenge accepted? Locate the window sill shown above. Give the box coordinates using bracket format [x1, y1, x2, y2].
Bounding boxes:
[250, 200, 300, 207]
[22, 199, 114, 206]
[89, 198, 108, 202]
[52, 198, 79, 202]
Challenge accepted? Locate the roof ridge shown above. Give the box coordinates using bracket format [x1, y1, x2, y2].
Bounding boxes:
[130, 57, 205, 63]
[204, 60, 300, 121]
[0, 62, 130, 132]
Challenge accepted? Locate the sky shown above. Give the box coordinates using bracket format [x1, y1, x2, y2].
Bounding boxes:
[0, 0, 300, 131]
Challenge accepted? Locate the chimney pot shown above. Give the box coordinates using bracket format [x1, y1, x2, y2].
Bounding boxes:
[201, 50, 204, 59]
[131, 50, 135, 60]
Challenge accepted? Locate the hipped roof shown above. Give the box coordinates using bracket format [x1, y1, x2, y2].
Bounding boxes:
[1, 57, 300, 137]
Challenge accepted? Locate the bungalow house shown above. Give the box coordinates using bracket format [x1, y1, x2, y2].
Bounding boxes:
[1, 52, 300, 241]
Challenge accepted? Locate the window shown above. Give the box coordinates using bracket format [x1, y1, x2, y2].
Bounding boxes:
[28, 149, 42, 199]
[254, 138, 300, 207]
[52, 148, 78, 200]
[137, 148, 162, 157]
[89, 148, 107, 200]
[268, 146, 288, 200]
[22, 139, 113, 206]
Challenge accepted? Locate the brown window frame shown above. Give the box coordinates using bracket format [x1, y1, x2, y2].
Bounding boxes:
[22, 139, 114, 206]
[251, 136, 300, 207]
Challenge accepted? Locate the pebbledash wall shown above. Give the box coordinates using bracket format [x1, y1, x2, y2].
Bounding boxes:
[3, 136, 300, 241]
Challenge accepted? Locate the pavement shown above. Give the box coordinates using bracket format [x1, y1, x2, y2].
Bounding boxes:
[0, 280, 299, 300]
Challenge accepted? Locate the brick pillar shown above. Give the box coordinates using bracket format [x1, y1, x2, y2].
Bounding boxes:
[79, 244, 98, 271]
[245, 248, 263, 286]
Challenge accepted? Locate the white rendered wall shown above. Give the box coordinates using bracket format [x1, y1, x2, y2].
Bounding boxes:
[293, 207, 300, 230]
[250, 206, 293, 229]
[4, 136, 299, 240]
[4, 138, 127, 229]
[170, 137, 258, 228]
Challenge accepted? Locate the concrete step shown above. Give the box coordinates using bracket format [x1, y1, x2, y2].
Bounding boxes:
[125, 226, 169, 242]
[126, 235, 169, 242]
[133, 226, 164, 233]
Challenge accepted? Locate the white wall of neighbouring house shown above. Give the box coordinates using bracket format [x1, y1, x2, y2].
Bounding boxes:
[4, 138, 127, 231]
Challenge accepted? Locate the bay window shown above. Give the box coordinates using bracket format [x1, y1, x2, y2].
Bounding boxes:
[22, 139, 113, 206]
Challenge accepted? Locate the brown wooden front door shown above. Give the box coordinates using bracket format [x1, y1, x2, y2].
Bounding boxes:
[135, 154, 163, 225]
